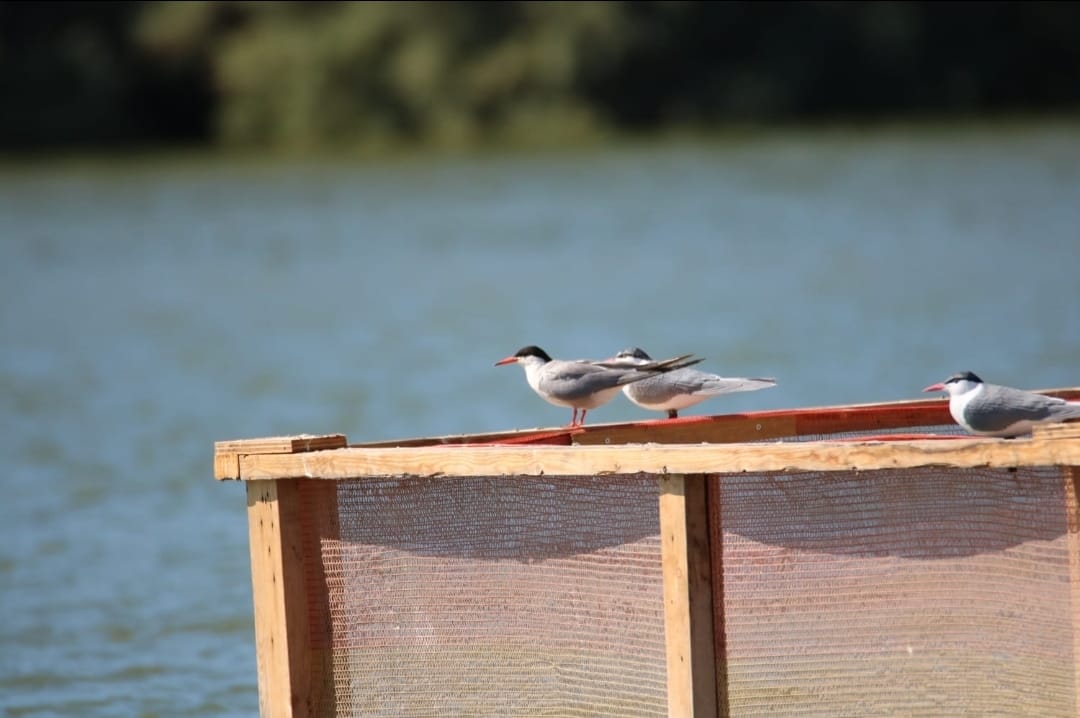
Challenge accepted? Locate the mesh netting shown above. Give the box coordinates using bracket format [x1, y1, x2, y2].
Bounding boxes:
[299, 476, 667, 717]
[291, 461, 1076, 717]
[714, 466, 1074, 717]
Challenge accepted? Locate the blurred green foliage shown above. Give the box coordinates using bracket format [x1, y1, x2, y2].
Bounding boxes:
[2, 1, 1080, 153]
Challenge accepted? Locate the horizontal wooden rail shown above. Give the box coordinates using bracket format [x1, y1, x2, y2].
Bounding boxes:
[216, 422, 1080, 481]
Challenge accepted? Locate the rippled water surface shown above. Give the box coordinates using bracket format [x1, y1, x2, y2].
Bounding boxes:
[2, 124, 1079, 716]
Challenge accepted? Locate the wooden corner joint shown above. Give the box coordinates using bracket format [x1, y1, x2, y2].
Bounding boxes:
[213, 433, 348, 481]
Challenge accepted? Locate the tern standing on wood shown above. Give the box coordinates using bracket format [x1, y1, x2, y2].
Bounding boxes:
[922, 371, 1080, 438]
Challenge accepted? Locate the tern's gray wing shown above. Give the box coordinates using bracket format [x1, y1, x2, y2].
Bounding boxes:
[537, 361, 643, 401]
[694, 375, 777, 396]
[966, 384, 1080, 434]
[591, 354, 703, 372]
[626, 369, 775, 403]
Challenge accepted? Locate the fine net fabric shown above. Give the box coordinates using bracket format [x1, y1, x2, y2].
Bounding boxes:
[714, 466, 1075, 717]
[299, 476, 667, 718]
[290, 453, 1077, 716]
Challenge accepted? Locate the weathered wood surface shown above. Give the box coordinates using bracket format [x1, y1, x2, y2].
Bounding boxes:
[216, 434, 347, 480]
[1063, 464, 1080, 718]
[217, 427, 1080, 481]
[660, 475, 718, 718]
[246, 480, 318, 718]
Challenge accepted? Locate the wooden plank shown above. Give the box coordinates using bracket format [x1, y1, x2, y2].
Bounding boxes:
[574, 413, 798, 446]
[216, 434, 348, 455]
[1064, 466, 1080, 718]
[300, 481, 338, 717]
[792, 402, 950, 436]
[706, 475, 730, 717]
[215, 451, 241, 481]
[660, 475, 718, 718]
[215, 435, 348, 481]
[573, 398, 960, 447]
[353, 428, 579, 448]
[228, 433, 1080, 481]
[1034, 422, 1080, 441]
[247, 480, 315, 718]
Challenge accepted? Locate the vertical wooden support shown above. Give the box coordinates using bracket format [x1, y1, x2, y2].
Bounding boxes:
[1064, 466, 1080, 718]
[247, 479, 314, 718]
[706, 475, 730, 717]
[660, 474, 719, 718]
[301, 481, 339, 718]
[215, 435, 346, 717]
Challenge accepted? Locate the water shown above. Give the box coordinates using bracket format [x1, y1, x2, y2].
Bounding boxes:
[2, 123, 1079, 716]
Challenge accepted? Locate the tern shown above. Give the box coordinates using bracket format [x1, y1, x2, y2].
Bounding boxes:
[922, 371, 1080, 438]
[597, 347, 777, 419]
[495, 345, 702, 426]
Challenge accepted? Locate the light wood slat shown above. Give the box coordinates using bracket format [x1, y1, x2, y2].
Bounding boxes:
[574, 413, 799, 446]
[354, 427, 578, 448]
[1034, 422, 1080, 441]
[215, 435, 349, 480]
[216, 434, 348, 455]
[1064, 465, 1080, 718]
[660, 475, 718, 718]
[221, 433, 1080, 481]
[246, 480, 316, 718]
[215, 451, 241, 481]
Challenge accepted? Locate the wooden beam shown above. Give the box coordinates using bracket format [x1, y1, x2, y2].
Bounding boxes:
[1063, 465, 1080, 718]
[301, 481, 338, 718]
[1034, 422, 1080, 442]
[222, 432, 1080, 482]
[215, 434, 348, 480]
[247, 479, 315, 718]
[660, 474, 718, 717]
[574, 413, 798, 446]
[216, 433, 348, 456]
[707, 475, 730, 718]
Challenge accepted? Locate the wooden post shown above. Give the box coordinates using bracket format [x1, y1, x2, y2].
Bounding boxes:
[216, 434, 347, 718]
[660, 474, 719, 718]
[247, 479, 315, 718]
[1063, 465, 1080, 718]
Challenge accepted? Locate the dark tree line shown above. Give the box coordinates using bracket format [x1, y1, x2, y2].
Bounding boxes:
[2, 1, 1079, 153]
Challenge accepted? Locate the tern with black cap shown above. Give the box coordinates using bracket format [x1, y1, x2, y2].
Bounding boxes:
[922, 371, 1080, 438]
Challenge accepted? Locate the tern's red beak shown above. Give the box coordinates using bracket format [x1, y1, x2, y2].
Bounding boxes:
[494, 356, 518, 367]
[922, 383, 945, 393]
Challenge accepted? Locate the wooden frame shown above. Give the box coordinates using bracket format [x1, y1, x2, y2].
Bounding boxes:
[660, 474, 720, 717]
[1065, 464, 1080, 717]
[223, 436, 346, 718]
[214, 395, 1080, 718]
[246, 479, 312, 717]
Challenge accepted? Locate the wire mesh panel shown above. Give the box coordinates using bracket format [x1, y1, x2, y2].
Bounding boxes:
[298, 476, 668, 718]
[713, 466, 1075, 717]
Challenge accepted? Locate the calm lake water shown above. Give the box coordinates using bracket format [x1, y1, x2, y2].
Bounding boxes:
[2, 123, 1079, 716]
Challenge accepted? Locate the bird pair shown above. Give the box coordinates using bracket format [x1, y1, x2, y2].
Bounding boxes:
[494, 345, 777, 427]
